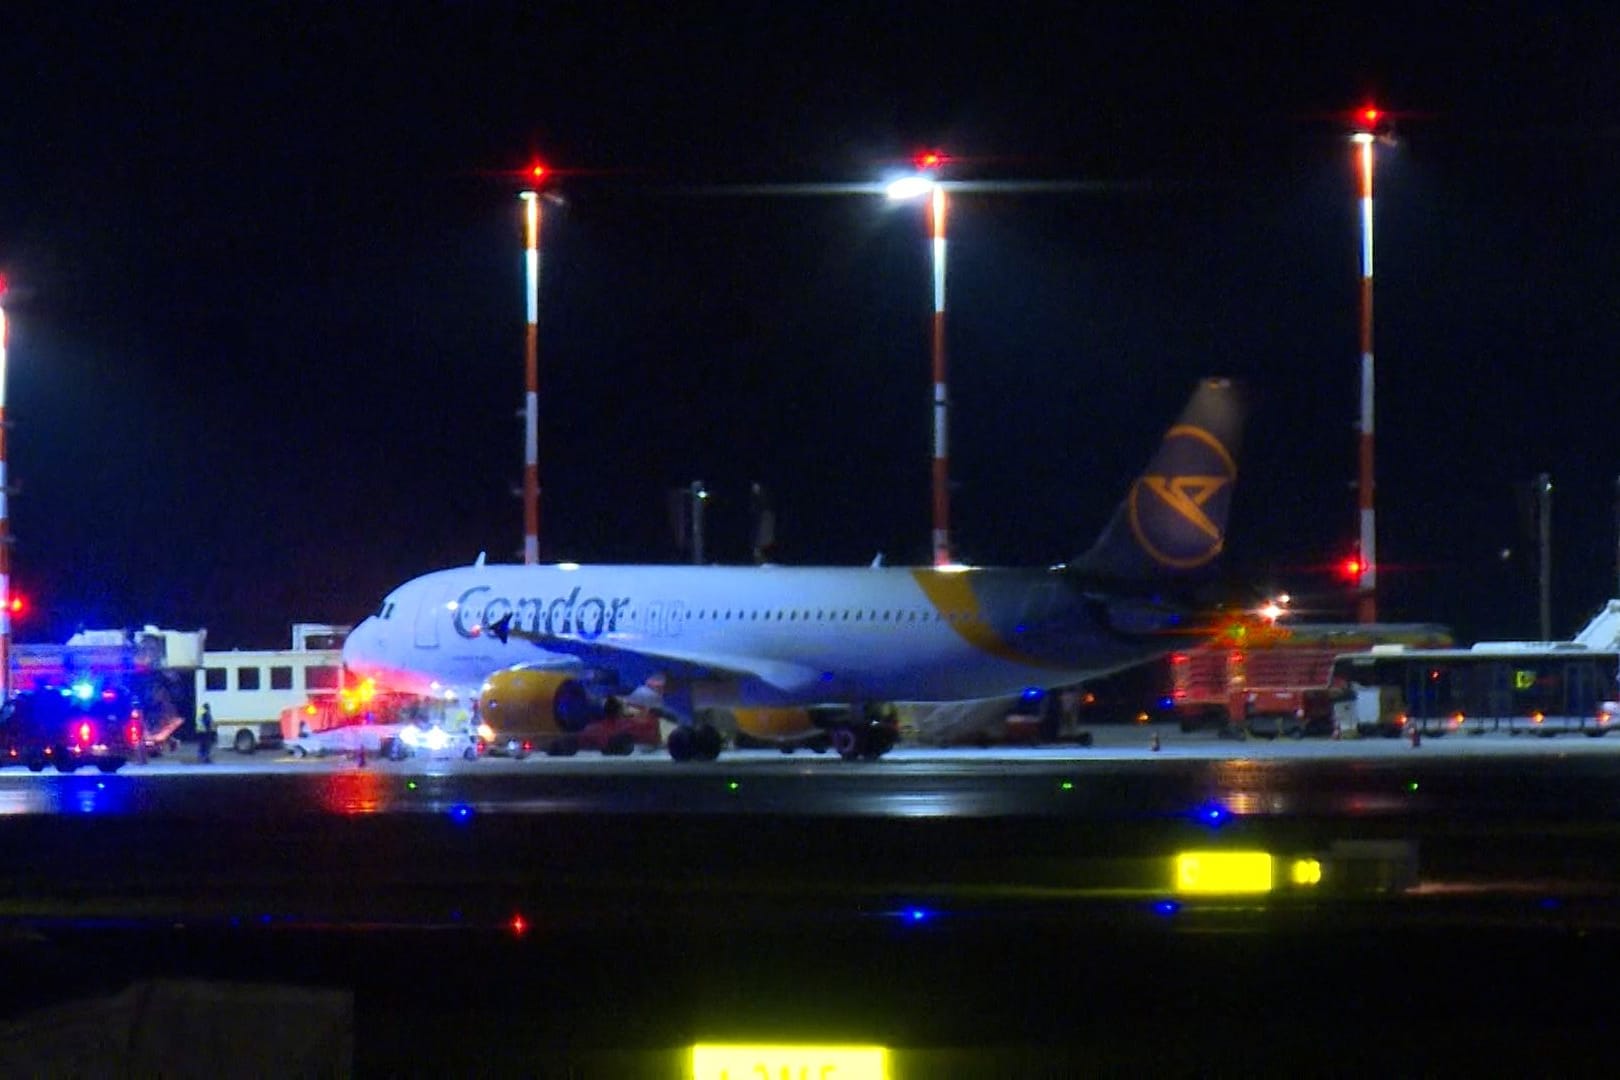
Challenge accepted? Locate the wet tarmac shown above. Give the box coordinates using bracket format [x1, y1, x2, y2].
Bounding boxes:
[6, 722, 1620, 822]
[5, 723, 1620, 1075]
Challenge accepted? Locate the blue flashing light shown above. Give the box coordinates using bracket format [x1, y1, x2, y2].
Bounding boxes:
[1539, 897, 1562, 911]
[449, 802, 474, 823]
[903, 906, 934, 923]
[1020, 686, 1043, 701]
[1168, 613, 1182, 625]
[71, 681, 94, 702]
[1158, 696, 1175, 710]
[1194, 802, 1231, 828]
[1152, 899, 1181, 917]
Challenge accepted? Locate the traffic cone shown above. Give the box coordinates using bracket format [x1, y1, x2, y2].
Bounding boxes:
[1150, 732, 1161, 752]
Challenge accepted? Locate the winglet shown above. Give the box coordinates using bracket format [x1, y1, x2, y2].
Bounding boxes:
[1072, 379, 1243, 585]
[488, 612, 511, 644]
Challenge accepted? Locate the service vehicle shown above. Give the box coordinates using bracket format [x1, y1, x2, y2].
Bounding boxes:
[1170, 619, 1453, 735]
[0, 686, 137, 773]
[1329, 643, 1620, 737]
[195, 624, 349, 753]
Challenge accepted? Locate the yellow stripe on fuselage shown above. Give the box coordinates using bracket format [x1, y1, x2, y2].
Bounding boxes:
[908, 569, 1067, 671]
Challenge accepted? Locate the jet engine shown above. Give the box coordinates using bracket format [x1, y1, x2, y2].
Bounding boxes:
[478, 667, 623, 739]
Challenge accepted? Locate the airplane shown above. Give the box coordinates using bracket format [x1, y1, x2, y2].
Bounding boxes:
[341, 378, 1242, 761]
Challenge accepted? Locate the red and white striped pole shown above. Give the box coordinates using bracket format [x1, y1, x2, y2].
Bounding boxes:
[0, 289, 11, 699]
[887, 154, 953, 567]
[1352, 111, 1380, 623]
[927, 181, 951, 568]
[520, 173, 544, 565]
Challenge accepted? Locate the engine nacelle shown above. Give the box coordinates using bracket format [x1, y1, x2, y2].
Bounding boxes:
[479, 667, 622, 739]
[732, 707, 818, 742]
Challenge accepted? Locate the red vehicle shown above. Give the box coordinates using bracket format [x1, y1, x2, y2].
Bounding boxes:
[1170, 620, 1453, 735]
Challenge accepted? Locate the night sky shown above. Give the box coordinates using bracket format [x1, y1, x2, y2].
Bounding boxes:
[5, 6, 1620, 647]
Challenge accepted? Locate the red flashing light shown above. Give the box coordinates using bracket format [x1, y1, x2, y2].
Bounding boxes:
[1337, 556, 1364, 582]
[915, 150, 943, 170]
[1360, 107, 1381, 127]
[509, 913, 529, 936]
[127, 723, 142, 746]
[528, 162, 547, 181]
[7, 596, 23, 615]
[77, 722, 93, 745]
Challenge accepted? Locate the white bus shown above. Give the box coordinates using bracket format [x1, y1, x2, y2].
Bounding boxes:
[1329, 644, 1620, 738]
[195, 626, 350, 753]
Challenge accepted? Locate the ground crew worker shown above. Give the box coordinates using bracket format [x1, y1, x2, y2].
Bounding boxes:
[198, 703, 214, 763]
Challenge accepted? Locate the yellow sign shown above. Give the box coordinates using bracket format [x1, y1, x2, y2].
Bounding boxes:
[691, 1044, 888, 1080]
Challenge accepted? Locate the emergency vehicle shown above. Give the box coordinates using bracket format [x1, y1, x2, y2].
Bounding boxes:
[0, 685, 139, 773]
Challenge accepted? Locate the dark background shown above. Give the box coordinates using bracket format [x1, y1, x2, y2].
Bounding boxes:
[3, 4, 1619, 646]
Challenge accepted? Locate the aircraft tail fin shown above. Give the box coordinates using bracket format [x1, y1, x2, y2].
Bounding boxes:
[1071, 378, 1243, 585]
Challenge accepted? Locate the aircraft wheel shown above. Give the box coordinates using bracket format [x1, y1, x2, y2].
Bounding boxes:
[26, 756, 46, 773]
[860, 722, 896, 759]
[603, 733, 635, 757]
[54, 755, 78, 774]
[97, 758, 124, 774]
[693, 723, 723, 761]
[667, 726, 696, 762]
[831, 725, 864, 761]
[546, 736, 580, 758]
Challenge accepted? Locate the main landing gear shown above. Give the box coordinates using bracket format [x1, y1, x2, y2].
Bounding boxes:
[829, 720, 898, 761]
[666, 722, 724, 762]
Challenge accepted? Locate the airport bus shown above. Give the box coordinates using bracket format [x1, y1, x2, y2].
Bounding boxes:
[194, 625, 350, 753]
[1328, 644, 1620, 737]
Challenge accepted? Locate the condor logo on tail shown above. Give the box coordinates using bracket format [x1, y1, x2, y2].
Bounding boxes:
[1128, 424, 1236, 569]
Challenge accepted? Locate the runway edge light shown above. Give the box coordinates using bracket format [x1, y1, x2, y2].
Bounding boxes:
[1174, 851, 1274, 894]
[691, 1044, 888, 1080]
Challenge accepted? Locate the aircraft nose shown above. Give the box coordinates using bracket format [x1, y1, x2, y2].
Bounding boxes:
[342, 617, 384, 672]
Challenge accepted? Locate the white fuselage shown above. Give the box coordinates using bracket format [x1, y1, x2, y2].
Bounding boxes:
[342, 562, 1173, 708]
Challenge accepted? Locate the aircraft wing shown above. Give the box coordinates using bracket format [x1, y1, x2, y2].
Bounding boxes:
[485, 614, 815, 691]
